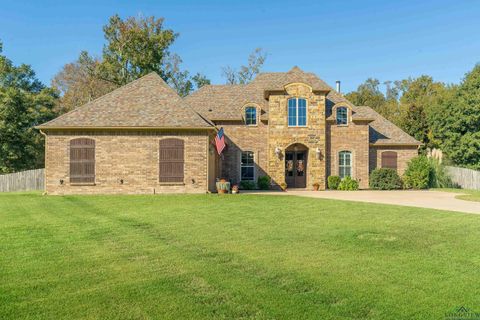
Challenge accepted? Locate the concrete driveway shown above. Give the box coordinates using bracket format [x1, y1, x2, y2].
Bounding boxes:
[248, 190, 480, 214]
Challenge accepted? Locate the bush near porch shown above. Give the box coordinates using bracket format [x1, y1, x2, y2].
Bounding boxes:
[0, 193, 478, 319]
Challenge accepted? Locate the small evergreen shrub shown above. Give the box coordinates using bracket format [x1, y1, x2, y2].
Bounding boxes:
[240, 180, 256, 190]
[328, 176, 341, 190]
[257, 176, 271, 190]
[369, 168, 403, 190]
[338, 176, 359, 190]
[403, 156, 433, 189]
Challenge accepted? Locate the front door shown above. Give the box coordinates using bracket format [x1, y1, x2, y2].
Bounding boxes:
[285, 151, 307, 188]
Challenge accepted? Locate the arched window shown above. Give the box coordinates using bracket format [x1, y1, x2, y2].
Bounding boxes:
[381, 151, 398, 170]
[70, 138, 95, 184]
[336, 107, 348, 125]
[159, 139, 184, 183]
[288, 98, 307, 127]
[339, 151, 352, 179]
[245, 106, 257, 125]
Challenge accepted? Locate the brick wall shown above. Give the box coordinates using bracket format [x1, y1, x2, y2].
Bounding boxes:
[44, 129, 210, 195]
[215, 120, 269, 185]
[369, 145, 418, 176]
[326, 116, 370, 189]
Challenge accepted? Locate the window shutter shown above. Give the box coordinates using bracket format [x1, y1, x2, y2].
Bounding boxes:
[159, 139, 184, 183]
[381, 151, 398, 170]
[70, 138, 95, 183]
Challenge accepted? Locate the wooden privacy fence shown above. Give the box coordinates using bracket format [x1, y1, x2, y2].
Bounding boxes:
[446, 166, 480, 190]
[0, 169, 45, 192]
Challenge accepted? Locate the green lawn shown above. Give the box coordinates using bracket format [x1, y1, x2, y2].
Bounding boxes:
[434, 188, 480, 202]
[1, 193, 479, 319]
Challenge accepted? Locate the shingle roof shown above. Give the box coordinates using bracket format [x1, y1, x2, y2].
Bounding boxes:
[186, 66, 420, 145]
[364, 107, 421, 145]
[38, 72, 212, 129]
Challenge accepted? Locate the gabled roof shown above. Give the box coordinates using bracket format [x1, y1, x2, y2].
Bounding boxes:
[38, 72, 212, 129]
[185, 66, 420, 146]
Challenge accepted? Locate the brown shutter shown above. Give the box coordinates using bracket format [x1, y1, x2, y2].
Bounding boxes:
[70, 138, 95, 183]
[381, 151, 398, 170]
[159, 139, 184, 183]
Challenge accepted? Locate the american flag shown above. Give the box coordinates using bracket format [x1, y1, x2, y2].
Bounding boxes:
[214, 127, 226, 155]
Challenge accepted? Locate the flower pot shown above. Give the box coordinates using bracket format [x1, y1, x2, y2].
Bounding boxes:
[313, 185, 319, 191]
[218, 189, 227, 194]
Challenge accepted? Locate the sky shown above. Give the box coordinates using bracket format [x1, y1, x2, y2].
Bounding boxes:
[0, 0, 479, 93]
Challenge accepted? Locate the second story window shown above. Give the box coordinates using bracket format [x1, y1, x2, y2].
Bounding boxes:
[336, 107, 348, 125]
[245, 106, 257, 125]
[288, 98, 307, 127]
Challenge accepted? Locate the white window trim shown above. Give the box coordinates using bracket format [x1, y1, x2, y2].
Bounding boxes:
[239, 150, 256, 182]
[287, 97, 308, 127]
[338, 150, 353, 179]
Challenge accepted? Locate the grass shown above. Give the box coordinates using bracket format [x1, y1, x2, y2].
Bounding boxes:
[1, 193, 479, 319]
[433, 188, 480, 202]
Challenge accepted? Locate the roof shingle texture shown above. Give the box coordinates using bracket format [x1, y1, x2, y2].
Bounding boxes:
[186, 66, 420, 145]
[39, 72, 212, 129]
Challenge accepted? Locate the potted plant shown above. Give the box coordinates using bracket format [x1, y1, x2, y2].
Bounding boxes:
[231, 184, 239, 194]
[216, 179, 231, 194]
[280, 182, 287, 192]
[312, 182, 320, 191]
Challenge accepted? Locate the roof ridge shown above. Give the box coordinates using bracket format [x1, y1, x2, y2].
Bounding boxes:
[39, 72, 165, 128]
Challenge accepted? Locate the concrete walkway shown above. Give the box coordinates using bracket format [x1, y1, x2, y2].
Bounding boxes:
[247, 190, 480, 214]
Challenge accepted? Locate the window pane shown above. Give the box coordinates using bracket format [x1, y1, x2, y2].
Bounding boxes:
[337, 107, 348, 125]
[288, 99, 297, 126]
[339, 151, 352, 179]
[241, 151, 254, 180]
[298, 99, 307, 126]
[245, 107, 256, 125]
[241, 167, 254, 180]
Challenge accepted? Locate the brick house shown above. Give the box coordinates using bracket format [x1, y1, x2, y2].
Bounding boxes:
[38, 67, 420, 194]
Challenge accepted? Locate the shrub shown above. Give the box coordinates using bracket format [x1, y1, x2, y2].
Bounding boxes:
[240, 180, 256, 190]
[257, 176, 271, 190]
[327, 176, 341, 190]
[369, 168, 403, 190]
[403, 156, 433, 189]
[338, 176, 359, 191]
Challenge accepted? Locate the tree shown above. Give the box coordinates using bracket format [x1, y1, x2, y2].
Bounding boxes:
[164, 54, 210, 97]
[52, 14, 209, 103]
[222, 48, 267, 84]
[400, 104, 430, 150]
[98, 14, 177, 85]
[430, 64, 480, 169]
[52, 51, 117, 113]
[345, 78, 387, 111]
[0, 41, 58, 173]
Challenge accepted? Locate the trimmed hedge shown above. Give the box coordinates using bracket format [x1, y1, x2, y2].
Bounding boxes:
[369, 168, 403, 190]
[338, 176, 359, 191]
[327, 176, 341, 190]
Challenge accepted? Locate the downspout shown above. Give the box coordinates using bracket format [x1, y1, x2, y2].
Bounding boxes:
[39, 129, 47, 195]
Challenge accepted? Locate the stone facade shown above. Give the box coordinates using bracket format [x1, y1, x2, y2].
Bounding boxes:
[217, 83, 419, 190]
[267, 83, 327, 189]
[44, 129, 210, 195]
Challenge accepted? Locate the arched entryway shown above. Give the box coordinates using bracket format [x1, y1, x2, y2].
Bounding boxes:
[285, 143, 308, 188]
